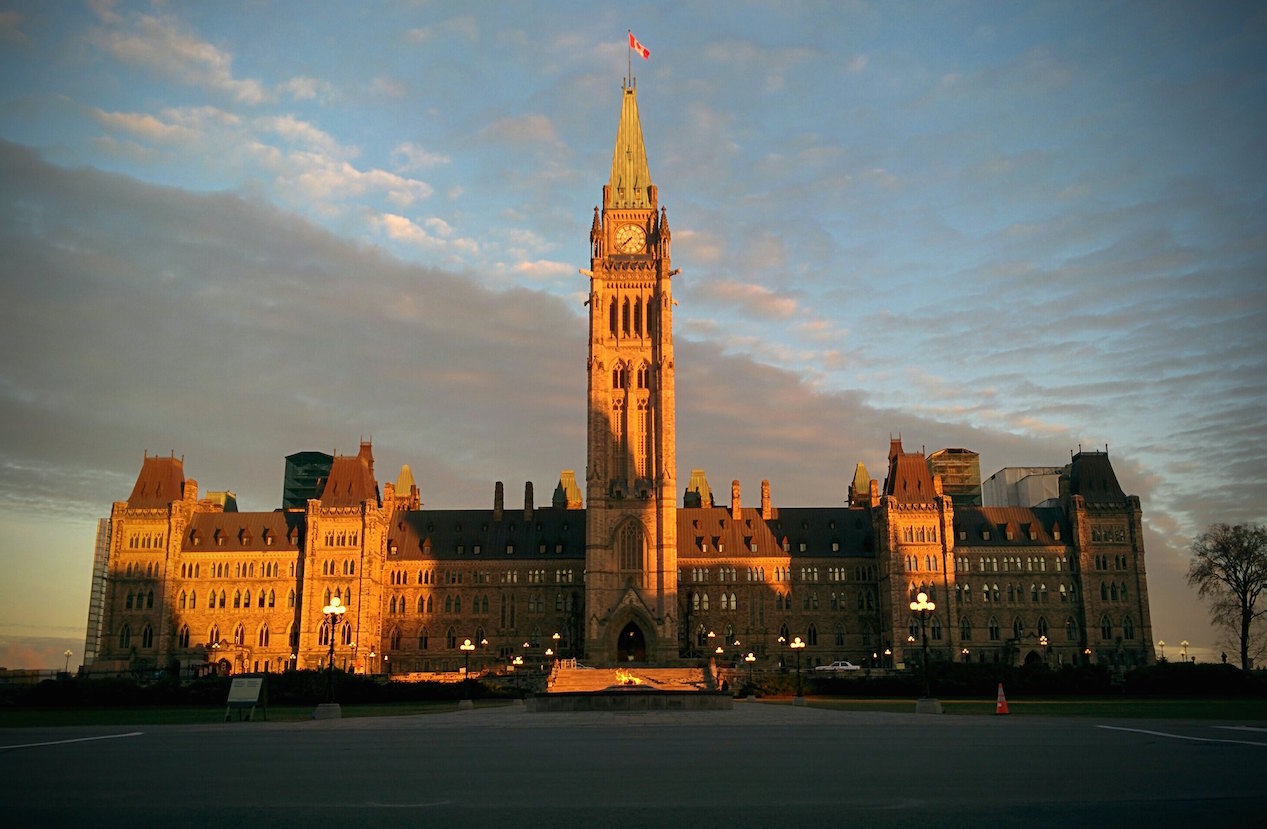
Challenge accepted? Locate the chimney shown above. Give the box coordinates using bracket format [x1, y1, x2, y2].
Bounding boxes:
[761, 479, 772, 520]
[494, 481, 504, 522]
[524, 482, 534, 521]
[731, 480, 741, 520]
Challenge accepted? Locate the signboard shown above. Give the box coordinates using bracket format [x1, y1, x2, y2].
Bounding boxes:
[225, 674, 267, 721]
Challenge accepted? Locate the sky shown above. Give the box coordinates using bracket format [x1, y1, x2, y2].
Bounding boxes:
[1, 1, 1264, 670]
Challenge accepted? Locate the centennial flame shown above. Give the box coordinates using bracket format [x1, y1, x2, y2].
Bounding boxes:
[614, 669, 644, 686]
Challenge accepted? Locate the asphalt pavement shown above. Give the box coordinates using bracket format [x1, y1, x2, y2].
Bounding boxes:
[2, 701, 1264, 828]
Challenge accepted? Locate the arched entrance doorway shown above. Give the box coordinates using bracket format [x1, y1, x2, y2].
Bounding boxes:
[617, 622, 647, 662]
[1023, 650, 1042, 667]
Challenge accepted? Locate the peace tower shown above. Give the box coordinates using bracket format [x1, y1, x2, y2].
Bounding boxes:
[583, 80, 679, 663]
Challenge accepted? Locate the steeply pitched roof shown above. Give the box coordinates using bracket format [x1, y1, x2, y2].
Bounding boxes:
[183, 511, 304, 553]
[953, 506, 1068, 547]
[677, 506, 876, 559]
[126, 455, 185, 509]
[319, 443, 379, 507]
[386, 507, 586, 562]
[1067, 451, 1126, 504]
[883, 441, 939, 504]
[608, 83, 652, 209]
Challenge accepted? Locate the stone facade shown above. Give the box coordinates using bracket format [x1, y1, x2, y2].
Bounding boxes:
[87, 84, 1156, 677]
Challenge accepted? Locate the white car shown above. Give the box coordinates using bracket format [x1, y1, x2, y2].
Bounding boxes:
[814, 660, 862, 672]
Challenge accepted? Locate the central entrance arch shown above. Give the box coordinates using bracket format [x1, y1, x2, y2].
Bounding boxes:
[617, 621, 647, 662]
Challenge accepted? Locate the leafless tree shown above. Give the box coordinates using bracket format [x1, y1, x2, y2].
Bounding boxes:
[1187, 524, 1267, 671]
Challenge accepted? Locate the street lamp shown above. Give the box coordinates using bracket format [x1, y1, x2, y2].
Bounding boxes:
[884, 648, 892, 669]
[909, 590, 935, 701]
[744, 651, 756, 690]
[368, 649, 376, 675]
[1180, 640, 1189, 663]
[322, 596, 345, 703]
[461, 638, 475, 676]
[289, 652, 296, 672]
[1039, 635, 1049, 667]
[552, 631, 561, 662]
[63, 649, 72, 674]
[961, 647, 969, 662]
[1157, 640, 1165, 661]
[790, 636, 806, 699]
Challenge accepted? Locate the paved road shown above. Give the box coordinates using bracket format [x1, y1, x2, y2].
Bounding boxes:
[2, 702, 1264, 827]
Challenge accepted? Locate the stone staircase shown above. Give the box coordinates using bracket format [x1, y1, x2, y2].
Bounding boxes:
[549, 664, 712, 694]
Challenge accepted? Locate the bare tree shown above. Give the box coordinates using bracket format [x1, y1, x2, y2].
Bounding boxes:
[1187, 524, 1267, 671]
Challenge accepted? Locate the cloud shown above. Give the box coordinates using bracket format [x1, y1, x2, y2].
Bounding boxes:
[279, 75, 335, 103]
[707, 280, 799, 319]
[392, 142, 451, 172]
[480, 113, 561, 147]
[0, 10, 25, 43]
[96, 14, 269, 105]
[514, 260, 572, 279]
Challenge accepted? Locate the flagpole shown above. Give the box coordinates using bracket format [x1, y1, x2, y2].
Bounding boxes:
[627, 29, 632, 86]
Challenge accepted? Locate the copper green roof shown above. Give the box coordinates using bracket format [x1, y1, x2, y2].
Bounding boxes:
[608, 83, 652, 209]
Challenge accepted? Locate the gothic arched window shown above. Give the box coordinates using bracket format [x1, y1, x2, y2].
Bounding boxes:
[616, 521, 644, 575]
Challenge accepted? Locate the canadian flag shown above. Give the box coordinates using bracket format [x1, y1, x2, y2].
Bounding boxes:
[628, 31, 650, 60]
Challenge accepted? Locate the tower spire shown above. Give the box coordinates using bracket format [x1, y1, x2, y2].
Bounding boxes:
[608, 83, 652, 210]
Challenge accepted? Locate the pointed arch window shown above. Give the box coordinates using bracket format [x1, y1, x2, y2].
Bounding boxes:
[807, 623, 818, 646]
[616, 521, 645, 575]
[445, 626, 457, 649]
[633, 296, 642, 336]
[208, 624, 220, 646]
[390, 627, 402, 650]
[141, 623, 153, 649]
[988, 617, 1001, 641]
[1065, 617, 1077, 641]
[960, 617, 972, 641]
[1100, 615, 1113, 640]
[1122, 616, 1135, 640]
[622, 297, 631, 335]
[418, 627, 429, 650]
[233, 623, 246, 646]
[119, 624, 132, 649]
[258, 624, 270, 647]
[178, 624, 190, 648]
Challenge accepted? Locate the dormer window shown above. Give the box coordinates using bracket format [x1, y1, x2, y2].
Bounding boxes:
[1052, 526, 1062, 541]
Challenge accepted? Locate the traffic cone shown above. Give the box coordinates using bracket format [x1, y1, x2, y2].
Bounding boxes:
[995, 682, 1009, 715]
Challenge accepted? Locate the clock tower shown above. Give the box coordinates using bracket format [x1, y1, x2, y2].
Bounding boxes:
[584, 81, 679, 663]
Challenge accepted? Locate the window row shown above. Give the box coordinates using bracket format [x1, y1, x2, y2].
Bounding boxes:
[608, 295, 657, 339]
[1094, 553, 1131, 571]
[1099, 582, 1130, 602]
[900, 526, 938, 544]
[182, 560, 290, 580]
[904, 555, 941, 572]
[1091, 526, 1127, 544]
[127, 532, 165, 550]
[323, 530, 360, 547]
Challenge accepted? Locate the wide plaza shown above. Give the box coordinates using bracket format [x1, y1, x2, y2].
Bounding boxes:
[2, 702, 1264, 827]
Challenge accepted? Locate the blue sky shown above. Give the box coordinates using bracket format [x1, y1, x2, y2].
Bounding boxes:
[1, 1, 1264, 668]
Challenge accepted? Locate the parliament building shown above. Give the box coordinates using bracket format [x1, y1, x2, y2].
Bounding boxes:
[85, 83, 1157, 679]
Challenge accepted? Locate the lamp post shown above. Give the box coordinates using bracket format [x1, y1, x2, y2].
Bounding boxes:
[777, 635, 786, 671]
[1039, 635, 1049, 667]
[1157, 640, 1165, 661]
[1180, 640, 1189, 663]
[461, 638, 475, 676]
[63, 649, 72, 675]
[909, 590, 937, 708]
[289, 652, 296, 672]
[369, 649, 376, 675]
[961, 647, 969, 663]
[552, 631, 561, 662]
[322, 596, 345, 703]
[884, 648, 892, 669]
[790, 636, 805, 701]
[744, 651, 756, 692]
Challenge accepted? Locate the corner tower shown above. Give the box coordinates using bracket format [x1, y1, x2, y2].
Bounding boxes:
[584, 81, 678, 663]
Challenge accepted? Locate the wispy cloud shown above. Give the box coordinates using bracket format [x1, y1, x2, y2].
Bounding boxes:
[95, 14, 269, 105]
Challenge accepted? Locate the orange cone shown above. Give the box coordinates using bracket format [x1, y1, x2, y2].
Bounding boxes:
[995, 682, 1009, 715]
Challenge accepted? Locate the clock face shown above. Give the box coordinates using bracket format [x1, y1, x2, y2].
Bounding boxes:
[615, 223, 646, 253]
